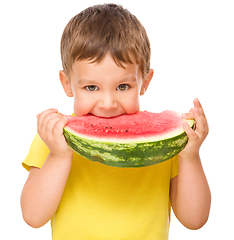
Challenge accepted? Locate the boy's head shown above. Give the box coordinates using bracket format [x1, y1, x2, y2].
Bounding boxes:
[60, 3, 151, 80]
[59, 4, 153, 117]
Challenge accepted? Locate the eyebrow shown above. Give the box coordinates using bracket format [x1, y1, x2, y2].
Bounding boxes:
[77, 76, 137, 85]
[77, 79, 98, 85]
[120, 76, 137, 83]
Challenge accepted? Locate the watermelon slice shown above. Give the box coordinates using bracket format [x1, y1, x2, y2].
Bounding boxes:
[63, 111, 194, 167]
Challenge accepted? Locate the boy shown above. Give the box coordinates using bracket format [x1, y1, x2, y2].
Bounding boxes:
[21, 4, 211, 240]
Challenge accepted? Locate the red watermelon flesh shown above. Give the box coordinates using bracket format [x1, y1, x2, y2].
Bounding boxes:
[65, 110, 185, 140]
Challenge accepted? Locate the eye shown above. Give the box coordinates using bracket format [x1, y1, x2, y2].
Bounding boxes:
[85, 85, 99, 91]
[117, 84, 130, 91]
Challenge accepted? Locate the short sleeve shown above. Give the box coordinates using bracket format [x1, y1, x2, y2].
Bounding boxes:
[22, 133, 50, 171]
[170, 155, 179, 179]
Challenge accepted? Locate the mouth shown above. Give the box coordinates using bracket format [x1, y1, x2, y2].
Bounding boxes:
[86, 113, 128, 119]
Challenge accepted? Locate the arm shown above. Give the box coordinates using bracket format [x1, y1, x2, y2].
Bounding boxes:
[170, 99, 211, 230]
[21, 109, 73, 228]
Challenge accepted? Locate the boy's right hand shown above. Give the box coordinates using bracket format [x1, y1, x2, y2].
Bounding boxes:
[37, 108, 73, 159]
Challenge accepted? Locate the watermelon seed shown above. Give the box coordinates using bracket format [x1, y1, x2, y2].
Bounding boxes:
[126, 130, 128, 132]
[90, 124, 93, 127]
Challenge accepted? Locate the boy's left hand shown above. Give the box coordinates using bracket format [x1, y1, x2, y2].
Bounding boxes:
[180, 98, 209, 160]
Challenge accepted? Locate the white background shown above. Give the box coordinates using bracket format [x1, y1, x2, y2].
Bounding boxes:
[1, 0, 233, 239]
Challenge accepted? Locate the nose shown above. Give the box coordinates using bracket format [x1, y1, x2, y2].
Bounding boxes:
[98, 92, 118, 110]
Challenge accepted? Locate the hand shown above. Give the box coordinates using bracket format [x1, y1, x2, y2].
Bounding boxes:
[37, 108, 73, 159]
[180, 98, 209, 160]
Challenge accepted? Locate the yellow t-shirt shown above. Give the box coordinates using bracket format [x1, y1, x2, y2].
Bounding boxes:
[23, 133, 179, 240]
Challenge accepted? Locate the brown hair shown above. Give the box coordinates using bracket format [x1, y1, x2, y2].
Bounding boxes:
[61, 4, 151, 79]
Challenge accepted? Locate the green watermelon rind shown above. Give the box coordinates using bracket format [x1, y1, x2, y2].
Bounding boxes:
[63, 122, 193, 168]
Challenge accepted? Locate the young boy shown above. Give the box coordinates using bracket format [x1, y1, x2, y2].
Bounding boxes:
[21, 4, 211, 240]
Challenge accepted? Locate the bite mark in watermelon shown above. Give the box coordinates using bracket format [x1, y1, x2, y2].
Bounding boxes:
[63, 111, 194, 167]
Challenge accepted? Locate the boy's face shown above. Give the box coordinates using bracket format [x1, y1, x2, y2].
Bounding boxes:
[60, 53, 153, 117]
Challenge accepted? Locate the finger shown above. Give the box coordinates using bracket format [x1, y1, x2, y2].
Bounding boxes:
[37, 108, 58, 129]
[53, 116, 68, 137]
[37, 110, 59, 136]
[193, 98, 205, 116]
[182, 110, 195, 120]
[182, 107, 197, 120]
[44, 115, 64, 136]
[182, 121, 198, 141]
[183, 99, 205, 120]
[193, 98, 202, 108]
[37, 108, 58, 120]
[192, 108, 209, 138]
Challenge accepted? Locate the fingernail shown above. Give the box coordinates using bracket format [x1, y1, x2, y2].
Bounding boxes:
[54, 108, 58, 112]
[36, 114, 39, 119]
[182, 113, 187, 118]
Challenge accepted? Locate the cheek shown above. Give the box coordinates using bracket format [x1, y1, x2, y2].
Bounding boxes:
[123, 92, 140, 113]
[73, 94, 96, 116]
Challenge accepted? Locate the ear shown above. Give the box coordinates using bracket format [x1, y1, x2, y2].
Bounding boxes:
[140, 69, 154, 95]
[59, 70, 73, 97]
